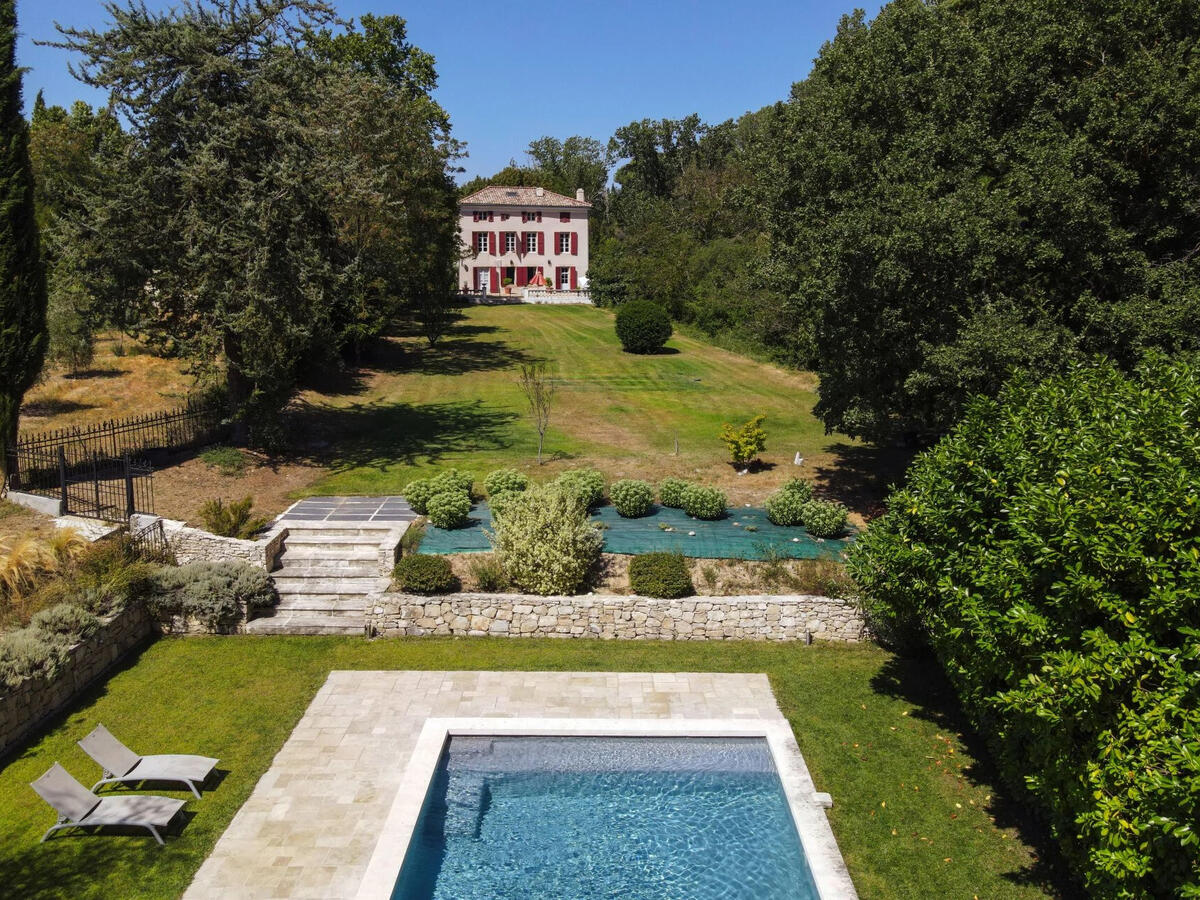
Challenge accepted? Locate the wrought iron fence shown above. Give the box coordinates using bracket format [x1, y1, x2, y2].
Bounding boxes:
[6, 445, 155, 521]
[129, 517, 176, 564]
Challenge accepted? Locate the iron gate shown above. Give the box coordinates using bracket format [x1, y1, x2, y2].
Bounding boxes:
[6, 445, 155, 520]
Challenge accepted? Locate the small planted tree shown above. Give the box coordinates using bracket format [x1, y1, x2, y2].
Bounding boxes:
[517, 361, 556, 464]
[720, 414, 766, 467]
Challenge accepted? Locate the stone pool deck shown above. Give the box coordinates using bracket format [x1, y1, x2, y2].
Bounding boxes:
[184, 671, 857, 899]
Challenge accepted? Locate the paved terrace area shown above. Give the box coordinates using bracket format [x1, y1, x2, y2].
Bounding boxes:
[277, 496, 416, 524]
[184, 671, 853, 899]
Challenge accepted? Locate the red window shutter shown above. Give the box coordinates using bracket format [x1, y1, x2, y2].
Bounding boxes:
[488, 211, 494, 222]
[537, 232, 545, 254]
[570, 266, 578, 289]
[516, 267, 527, 287]
[490, 268, 499, 293]
[571, 233, 578, 256]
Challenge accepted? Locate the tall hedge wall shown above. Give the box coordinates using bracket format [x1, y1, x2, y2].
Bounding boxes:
[849, 356, 1200, 898]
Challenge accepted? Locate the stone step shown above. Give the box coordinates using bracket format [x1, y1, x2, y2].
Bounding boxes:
[244, 616, 365, 636]
[278, 547, 381, 564]
[282, 527, 397, 540]
[282, 533, 390, 547]
[268, 597, 366, 615]
[275, 563, 382, 579]
[271, 576, 390, 595]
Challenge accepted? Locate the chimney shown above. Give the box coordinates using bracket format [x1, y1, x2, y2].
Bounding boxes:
[576, 188, 585, 202]
[535, 186, 544, 197]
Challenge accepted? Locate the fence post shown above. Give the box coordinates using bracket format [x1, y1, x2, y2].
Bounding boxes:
[124, 451, 135, 518]
[57, 445, 68, 514]
[92, 452, 102, 516]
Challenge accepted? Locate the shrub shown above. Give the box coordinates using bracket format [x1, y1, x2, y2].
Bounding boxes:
[801, 500, 848, 538]
[426, 490, 471, 530]
[0, 628, 70, 686]
[657, 477, 691, 509]
[720, 414, 767, 465]
[614, 300, 672, 353]
[199, 496, 269, 539]
[400, 520, 426, 554]
[483, 468, 529, 496]
[148, 561, 277, 631]
[779, 478, 814, 502]
[609, 479, 655, 518]
[468, 554, 509, 592]
[393, 554, 456, 594]
[405, 469, 475, 514]
[847, 357, 1200, 898]
[488, 484, 602, 595]
[199, 445, 248, 476]
[486, 489, 522, 519]
[765, 489, 807, 526]
[554, 468, 605, 510]
[30, 603, 100, 641]
[629, 552, 693, 599]
[680, 484, 727, 520]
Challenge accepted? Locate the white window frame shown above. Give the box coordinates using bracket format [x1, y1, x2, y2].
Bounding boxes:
[559, 267, 571, 289]
[476, 232, 489, 254]
[525, 232, 538, 254]
[504, 232, 516, 253]
[558, 232, 571, 254]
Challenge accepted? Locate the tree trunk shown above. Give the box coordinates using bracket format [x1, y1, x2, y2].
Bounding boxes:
[223, 331, 251, 447]
[0, 391, 17, 485]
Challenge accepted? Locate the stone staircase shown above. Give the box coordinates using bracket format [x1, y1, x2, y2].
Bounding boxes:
[244, 523, 404, 635]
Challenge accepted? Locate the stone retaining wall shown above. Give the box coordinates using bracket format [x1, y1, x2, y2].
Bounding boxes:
[368, 592, 866, 642]
[130, 514, 287, 571]
[0, 602, 154, 758]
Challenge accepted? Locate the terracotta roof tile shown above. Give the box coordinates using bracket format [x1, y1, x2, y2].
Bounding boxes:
[459, 185, 591, 208]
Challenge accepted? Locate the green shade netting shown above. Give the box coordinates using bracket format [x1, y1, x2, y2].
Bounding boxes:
[416, 503, 855, 560]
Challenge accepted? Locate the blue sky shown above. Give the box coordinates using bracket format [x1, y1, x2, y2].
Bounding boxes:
[16, 0, 884, 182]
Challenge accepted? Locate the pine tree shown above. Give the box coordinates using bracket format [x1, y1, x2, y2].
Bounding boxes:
[0, 0, 46, 481]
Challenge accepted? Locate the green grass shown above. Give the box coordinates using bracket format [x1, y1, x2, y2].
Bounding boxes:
[0, 637, 1065, 899]
[295, 305, 855, 505]
[197, 446, 248, 478]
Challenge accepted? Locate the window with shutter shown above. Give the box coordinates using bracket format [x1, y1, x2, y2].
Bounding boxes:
[571, 233, 578, 256]
[537, 232, 545, 254]
[570, 266, 578, 290]
[560, 212, 570, 223]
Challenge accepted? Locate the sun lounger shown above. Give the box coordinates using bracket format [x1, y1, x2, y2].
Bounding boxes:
[30, 762, 185, 845]
[79, 723, 218, 799]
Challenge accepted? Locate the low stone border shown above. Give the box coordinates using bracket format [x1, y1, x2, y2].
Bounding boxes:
[130, 513, 287, 571]
[0, 602, 154, 758]
[368, 591, 866, 642]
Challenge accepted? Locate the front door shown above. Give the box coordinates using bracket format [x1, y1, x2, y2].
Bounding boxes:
[476, 268, 489, 292]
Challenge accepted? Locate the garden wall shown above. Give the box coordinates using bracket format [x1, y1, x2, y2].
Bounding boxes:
[130, 514, 287, 571]
[0, 602, 154, 758]
[368, 592, 866, 642]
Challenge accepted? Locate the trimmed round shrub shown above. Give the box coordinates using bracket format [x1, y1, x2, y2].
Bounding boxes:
[393, 554, 456, 594]
[609, 479, 655, 518]
[30, 603, 100, 641]
[628, 552, 693, 599]
[765, 489, 808, 526]
[554, 468, 605, 510]
[658, 477, 691, 509]
[404, 469, 475, 514]
[486, 488, 522, 519]
[402, 478, 436, 515]
[615, 300, 672, 353]
[779, 477, 814, 502]
[488, 484, 603, 595]
[680, 484, 727, 520]
[483, 468, 529, 496]
[801, 500, 848, 537]
[426, 490, 471, 530]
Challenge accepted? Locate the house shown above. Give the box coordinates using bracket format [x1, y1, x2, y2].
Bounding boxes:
[459, 185, 591, 295]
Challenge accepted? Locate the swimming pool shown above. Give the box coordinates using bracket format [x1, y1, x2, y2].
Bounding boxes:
[391, 735, 821, 899]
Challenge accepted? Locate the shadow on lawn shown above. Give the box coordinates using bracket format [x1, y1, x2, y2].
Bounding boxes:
[291, 398, 519, 471]
[871, 655, 1084, 899]
[19, 398, 98, 418]
[811, 442, 917, 521]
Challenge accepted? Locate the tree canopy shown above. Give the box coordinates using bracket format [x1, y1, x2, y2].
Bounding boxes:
[50, 1, 459, 442]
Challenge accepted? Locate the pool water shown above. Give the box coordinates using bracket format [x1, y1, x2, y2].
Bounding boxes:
[391, 736, 821, 900]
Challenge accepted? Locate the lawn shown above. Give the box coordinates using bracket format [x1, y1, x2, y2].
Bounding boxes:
[0, 636, 1067, 899]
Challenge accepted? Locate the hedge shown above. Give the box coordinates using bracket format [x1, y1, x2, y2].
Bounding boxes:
[628, 552, 693, 599]
[848, 357, 1200, 898]
[614, 299, 672, 353]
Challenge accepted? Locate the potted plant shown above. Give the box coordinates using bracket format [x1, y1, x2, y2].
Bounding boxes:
[502, 277, 514, 296]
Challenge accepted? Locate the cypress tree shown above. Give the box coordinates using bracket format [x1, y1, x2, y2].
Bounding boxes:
[0, 0, 46, 480]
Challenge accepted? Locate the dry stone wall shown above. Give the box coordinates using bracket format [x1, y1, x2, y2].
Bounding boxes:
[368, 592, 866, 642]
[130, 514, 287, 571]
[0, 603, 154, 758]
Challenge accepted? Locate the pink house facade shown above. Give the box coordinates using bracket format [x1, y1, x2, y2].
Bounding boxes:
[458, 185, 590, 295]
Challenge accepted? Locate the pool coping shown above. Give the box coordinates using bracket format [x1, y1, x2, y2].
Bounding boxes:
[354, 716, 858, 900]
